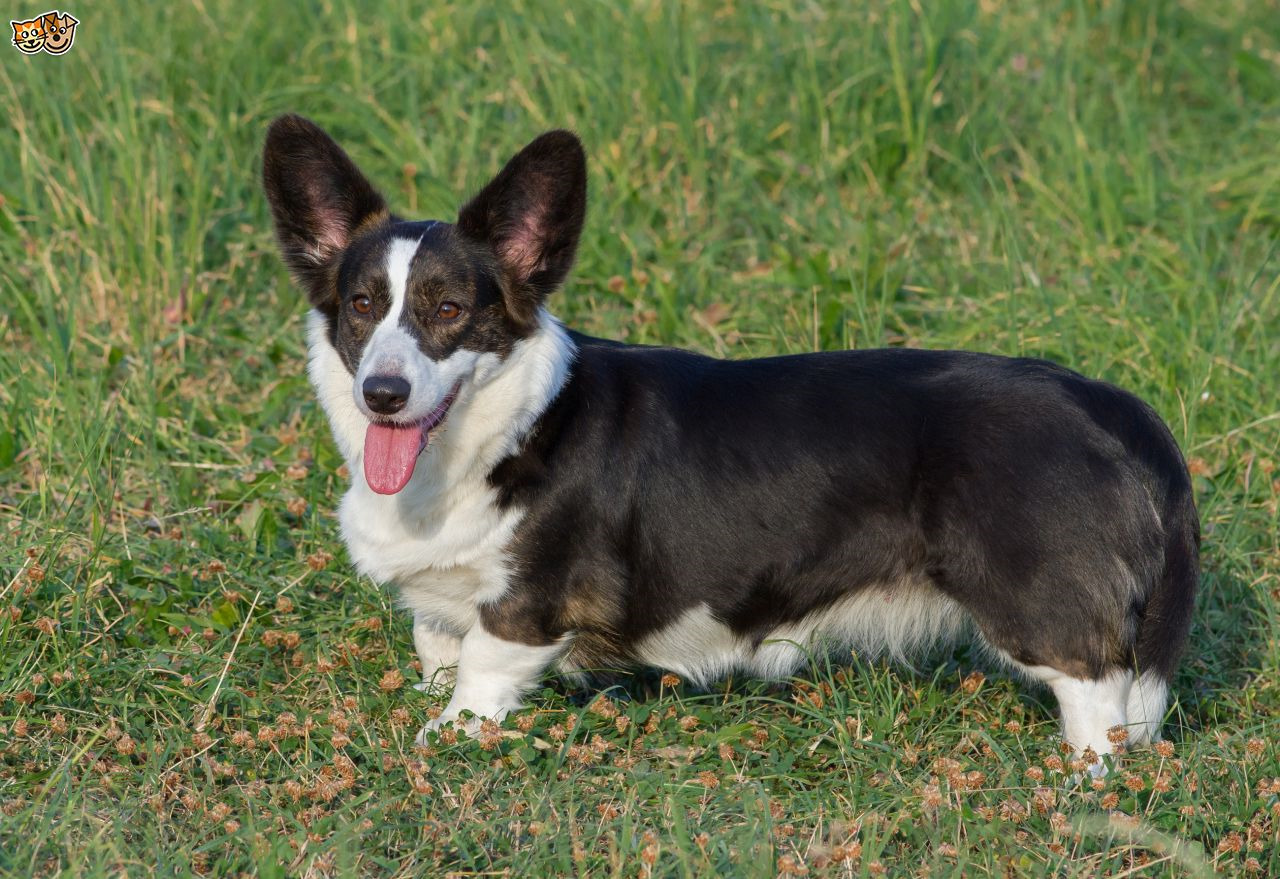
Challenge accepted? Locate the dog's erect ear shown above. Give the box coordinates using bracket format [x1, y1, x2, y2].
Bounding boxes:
[262, 114, 388, 309]
[457, 130, 587, 328]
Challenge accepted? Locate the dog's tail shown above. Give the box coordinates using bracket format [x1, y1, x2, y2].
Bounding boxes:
[1127, 464, 1199, 746]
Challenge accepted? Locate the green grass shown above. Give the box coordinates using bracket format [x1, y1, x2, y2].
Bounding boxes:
[2, 0, 1279, 875]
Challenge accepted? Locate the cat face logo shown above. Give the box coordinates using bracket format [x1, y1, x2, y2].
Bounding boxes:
[10, 10, 76, 55]
[10, 15, 46, 53]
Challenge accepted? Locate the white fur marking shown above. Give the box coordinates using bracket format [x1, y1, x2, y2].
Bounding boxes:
[413, 610, 461, 693]
[1125, 670, 1169, 746]
[384, 235, 419, 323]
[635, 581, 967, 686]
[307, 309, 366, 463]
[634, 605, 747, 685]
[1017, 665, 1132, 774]
[764, 581, 967, 671]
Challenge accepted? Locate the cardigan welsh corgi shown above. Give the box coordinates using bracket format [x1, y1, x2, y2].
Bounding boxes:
[262, 116, 1198, 770]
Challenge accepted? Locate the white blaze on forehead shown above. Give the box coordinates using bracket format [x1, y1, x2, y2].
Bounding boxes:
[354, 235, 422, 407]
[384, 235, 422, 325]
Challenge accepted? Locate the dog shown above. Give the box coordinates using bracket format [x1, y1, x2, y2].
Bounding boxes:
[262, 116, 1198, 767]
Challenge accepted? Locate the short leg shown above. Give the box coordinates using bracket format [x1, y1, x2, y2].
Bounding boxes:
[417, 626, 566, 742]
[1124, 670, 1170, 747]
[1045, 668, 1133, 776]
[412, 612, 461, 693]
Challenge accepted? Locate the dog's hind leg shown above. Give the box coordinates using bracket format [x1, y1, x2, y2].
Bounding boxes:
[1020, 664, 1133, 776]
[1124, 670, 1170, 747]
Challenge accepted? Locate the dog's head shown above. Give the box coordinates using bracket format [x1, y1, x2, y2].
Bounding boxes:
[262, 116, 586, 494]
[41, 12, 77, 55]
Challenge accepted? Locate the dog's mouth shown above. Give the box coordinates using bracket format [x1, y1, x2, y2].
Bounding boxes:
[362, 385, 459, 495]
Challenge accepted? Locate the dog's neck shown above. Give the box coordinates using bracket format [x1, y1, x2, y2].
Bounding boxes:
[307, 307, 576, 510]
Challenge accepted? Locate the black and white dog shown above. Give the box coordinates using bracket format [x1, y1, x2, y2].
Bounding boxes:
[263, 117, 1198, 764]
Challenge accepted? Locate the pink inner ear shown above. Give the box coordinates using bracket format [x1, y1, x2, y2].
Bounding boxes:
[313, 213, 348, 257]
[305, 181, 350, 261]
[497, 207, 548, 282]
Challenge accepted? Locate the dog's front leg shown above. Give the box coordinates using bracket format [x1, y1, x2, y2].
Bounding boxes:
[412, 611, 461, 693]
[417, 626, 566, 742]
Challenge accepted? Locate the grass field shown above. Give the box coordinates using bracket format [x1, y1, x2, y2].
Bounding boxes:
[2, 0, 1279, 876]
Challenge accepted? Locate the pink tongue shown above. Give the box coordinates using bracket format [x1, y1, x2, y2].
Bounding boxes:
[363, 422, 428, 495]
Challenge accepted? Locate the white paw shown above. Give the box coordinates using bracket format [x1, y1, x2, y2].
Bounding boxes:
[415, 714, 477, 746]
[414, 704, 512, 745]
[412, 678, 451, 695]
[1088, 757, 1115, 779]
[1064, 752, 1118, 788]
[415, 715, 449, 746]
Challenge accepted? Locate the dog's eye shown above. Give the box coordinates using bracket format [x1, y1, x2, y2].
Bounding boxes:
[351, 295, 372, 315]
[436, 302, 462, 321]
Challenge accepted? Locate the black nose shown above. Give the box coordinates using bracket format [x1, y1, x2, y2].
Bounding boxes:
[362, 375, 411, 414]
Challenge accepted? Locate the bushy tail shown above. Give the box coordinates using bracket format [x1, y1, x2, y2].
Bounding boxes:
[1128, 485, 1199, 745]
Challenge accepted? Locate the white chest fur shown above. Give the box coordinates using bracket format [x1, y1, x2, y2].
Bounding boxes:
[339, 478, 521, 635]
[306, 308, 576, 632]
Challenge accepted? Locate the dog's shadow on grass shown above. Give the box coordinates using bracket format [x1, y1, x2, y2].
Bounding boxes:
[1171, 562, 1274, 739]
[542, 645, 1048, 732]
